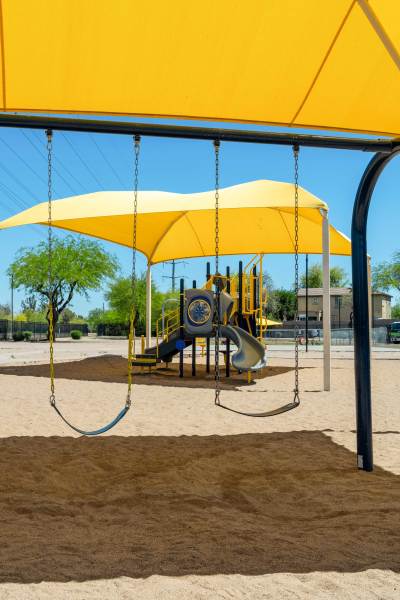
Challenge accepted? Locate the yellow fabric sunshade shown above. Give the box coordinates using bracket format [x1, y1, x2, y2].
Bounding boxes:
[0, 180, 351, 263]
[1, 1, 400, 136]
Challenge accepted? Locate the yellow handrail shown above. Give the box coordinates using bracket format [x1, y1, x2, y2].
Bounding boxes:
[242, 254, 266, 341]
[155, 305, 180, 343]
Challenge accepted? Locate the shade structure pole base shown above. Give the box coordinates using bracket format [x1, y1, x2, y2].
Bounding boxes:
[352, 149, 400, 472]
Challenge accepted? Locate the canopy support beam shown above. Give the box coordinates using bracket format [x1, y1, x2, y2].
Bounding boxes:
[351, 148, 400, 472]
[0, 114, 397, 152]
[146, 264, 152, 348]
[322, 209, 331, 391]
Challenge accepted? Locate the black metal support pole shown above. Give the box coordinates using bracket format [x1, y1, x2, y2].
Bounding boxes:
[0, 113, 394, 152]
[305, 254, 309, 352]
[179, 278, 184, 378]
[238, 260, 243, 329]
[206, 262, 211, 374]
[192, 279, 197, 377]
[226, 266, 230, 378]
[352, 148, 400, 472]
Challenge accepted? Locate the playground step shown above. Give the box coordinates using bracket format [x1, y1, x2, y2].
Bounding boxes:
[131, 353, 158, 367]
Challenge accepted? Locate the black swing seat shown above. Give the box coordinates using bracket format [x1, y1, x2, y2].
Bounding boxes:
[51, 402, 130, 436]
[216, 398, 300, 417]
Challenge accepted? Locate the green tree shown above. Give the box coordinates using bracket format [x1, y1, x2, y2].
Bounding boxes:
[330, 266, 349, 287]
[105, 275, 164, 334]
[261, 274, 276, 318]
[87, 307, 105, 330]
[20, 294, 47, 322]
[21, 294, 39, 313]
[87, 308, 122, 331]
[262, 272, 274, 291]
[373, 252, 400, 293]
[270, 289, 296, 321]
[60, 307, 77, 323]
[392, 303, 400, 319]
[8, 236, 118, 333]
[0, 303, 11, 319]
[300, 264, 348, 288]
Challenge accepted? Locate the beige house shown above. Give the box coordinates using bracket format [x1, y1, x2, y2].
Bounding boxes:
[297, 288, 392, 327]
[372, 291, 392, 320]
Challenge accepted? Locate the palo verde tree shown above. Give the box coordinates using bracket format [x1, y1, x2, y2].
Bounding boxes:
[8, 235, 119, 332]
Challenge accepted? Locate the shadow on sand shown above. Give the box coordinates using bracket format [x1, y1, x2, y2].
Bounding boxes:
[0, 355, 300, 389]
[0, 431, 399, 583]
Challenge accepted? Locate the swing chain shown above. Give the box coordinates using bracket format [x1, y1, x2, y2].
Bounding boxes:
[293, 143, 300, 404]
[214, 139, 221, 405]
[127, 134, 141, 409]
[46, 129, 56, 407]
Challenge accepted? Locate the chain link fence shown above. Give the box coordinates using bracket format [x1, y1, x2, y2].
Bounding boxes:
[265, 327, 390, 346]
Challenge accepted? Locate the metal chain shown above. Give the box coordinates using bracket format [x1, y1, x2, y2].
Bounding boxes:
[46, 129, 56, 407]
[293, 144, 300, 404]
[214, 139, 221, 405]
[127, 135, 141, 408]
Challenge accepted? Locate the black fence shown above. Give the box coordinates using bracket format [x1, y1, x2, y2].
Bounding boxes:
[96, 323, 129, 337]
[0, 320, 89, 341]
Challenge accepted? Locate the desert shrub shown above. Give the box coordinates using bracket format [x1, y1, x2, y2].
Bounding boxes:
[22, 330, 32, 341]
[12, 332, 24, 342]
[70, 329, 82, 340]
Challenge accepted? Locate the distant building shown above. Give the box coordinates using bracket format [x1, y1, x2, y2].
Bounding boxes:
[297, 287, 392, 327]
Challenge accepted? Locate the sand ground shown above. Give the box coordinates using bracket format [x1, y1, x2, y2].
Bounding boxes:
[0, 338, 399, 599]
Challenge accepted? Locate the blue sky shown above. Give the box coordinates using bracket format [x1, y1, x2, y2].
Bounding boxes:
[0, 117, 399, 316]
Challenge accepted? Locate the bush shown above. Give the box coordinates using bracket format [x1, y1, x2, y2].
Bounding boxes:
[22, 330, 32, 341]
[70, 329, 82, 340]
[12, 331, 24, 342]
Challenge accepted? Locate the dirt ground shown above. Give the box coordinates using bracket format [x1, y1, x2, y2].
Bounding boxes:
[0, 339, 398, 599]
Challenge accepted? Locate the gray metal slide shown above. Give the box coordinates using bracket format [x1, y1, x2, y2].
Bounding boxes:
[220, 325, 266, 372]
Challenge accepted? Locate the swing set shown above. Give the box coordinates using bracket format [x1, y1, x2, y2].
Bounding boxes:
[1, 1, 400, 470]
[0, 110, 396, 472]
[43, 130, 302, 435]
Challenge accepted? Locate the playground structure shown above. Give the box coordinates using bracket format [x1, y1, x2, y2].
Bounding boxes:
[138, 255, 268, 380]
[1, 184, 353, 393]
[0, 179, 352, 394]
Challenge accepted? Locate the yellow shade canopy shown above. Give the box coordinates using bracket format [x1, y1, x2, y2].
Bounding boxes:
[0, 1, 400, 136]
[0, 180, 351, 263]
